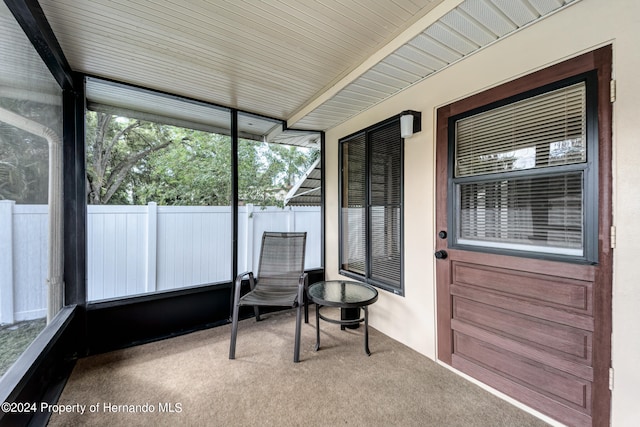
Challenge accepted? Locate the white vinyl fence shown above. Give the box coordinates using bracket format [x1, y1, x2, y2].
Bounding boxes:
[0, 202, 48, 324]
[0, 201, 320, 324]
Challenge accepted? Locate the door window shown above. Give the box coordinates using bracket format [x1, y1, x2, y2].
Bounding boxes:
[449, 77, 597, 262]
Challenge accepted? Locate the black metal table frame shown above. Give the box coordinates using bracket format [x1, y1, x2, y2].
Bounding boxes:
[309, 281, 378, 356]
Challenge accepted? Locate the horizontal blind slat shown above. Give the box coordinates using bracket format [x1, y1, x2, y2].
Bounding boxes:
[455, 82, 586, 177]
[369, 122, 402, 286]
[458, 173, 584, 250]
[341, 135, 367, 274]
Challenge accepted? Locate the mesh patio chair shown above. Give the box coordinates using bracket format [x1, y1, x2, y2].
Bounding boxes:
[229, 231, 308, 362]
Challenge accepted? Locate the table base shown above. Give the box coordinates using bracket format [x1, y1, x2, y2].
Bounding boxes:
[314, 304, 371, 356]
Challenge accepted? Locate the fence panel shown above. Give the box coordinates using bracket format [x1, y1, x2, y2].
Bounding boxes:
[248, 206, 322, 269]
[291, 207, 322, 270]
[250, 207, 292, 274]
[87, 205, 147, 301]
[10, 205, 47, 322]
[0, 200, 15, 324]
[237, 206, 251, 274]
[156, 206, 232, 291]
[1, 203, 320, 321]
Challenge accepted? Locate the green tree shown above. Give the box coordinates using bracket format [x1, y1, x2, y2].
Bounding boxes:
[85, 110, 318, 207]
[238, 141, 318, 207]
[132, 129, 232, 206]
[86, 112, 176, 204]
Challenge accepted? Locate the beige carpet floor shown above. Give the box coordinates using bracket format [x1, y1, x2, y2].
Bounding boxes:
[48, 307, 549, 426]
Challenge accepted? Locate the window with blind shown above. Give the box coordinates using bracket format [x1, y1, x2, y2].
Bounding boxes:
[340, 118, 403, 294]
[450, 75, 597, 262]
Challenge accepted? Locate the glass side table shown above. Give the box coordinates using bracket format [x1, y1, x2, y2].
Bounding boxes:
[307, 280, 378, 356]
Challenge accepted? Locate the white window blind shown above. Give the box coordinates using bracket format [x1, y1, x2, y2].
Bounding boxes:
[458, 173, 583, 254]
[453, 81, 589, 257]
[341, 134, 366, 275]
[369, 123, 402, 287]
[456, 82, 586, 177]
[340, 120, 403, 292]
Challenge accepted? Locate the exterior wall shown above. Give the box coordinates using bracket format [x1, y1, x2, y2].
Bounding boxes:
[324, 0, 640, 425]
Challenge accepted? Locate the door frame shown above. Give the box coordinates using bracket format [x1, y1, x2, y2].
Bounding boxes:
[435, 46, 613, 425]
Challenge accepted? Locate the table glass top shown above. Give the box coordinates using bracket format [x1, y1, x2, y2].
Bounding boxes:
[308, 280, 378, 306]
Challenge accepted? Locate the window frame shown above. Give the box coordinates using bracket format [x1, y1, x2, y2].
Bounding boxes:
[447, 71, 599, 264]
[339, 116, 404, 295]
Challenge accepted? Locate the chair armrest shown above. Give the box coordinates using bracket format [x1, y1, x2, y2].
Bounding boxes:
[233, 271, 255, 304]
[298, 272, 308, 302]
[235, 271, 255, 289]
[298, 272, 308, 287]
[235, 271, 253, 281]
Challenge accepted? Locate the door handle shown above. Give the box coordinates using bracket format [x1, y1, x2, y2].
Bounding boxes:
[434, 250, 448, 260]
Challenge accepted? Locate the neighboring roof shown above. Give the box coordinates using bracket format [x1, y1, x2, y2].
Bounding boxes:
[39, 0, 578, 132]
[285, 158, 321, 207]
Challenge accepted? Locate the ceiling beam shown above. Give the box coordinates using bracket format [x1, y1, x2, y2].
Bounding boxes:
[286, 0, 465, 129]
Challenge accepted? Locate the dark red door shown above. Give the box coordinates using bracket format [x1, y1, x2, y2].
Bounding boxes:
[435, 47, 613, 427]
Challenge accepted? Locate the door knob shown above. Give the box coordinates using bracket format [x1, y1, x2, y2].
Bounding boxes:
[434, 250, 448, 260]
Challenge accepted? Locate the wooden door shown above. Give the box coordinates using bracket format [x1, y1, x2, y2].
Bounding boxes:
[435, 47, 612, 427]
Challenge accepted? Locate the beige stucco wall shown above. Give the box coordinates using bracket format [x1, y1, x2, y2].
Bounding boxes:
[324, 0, 640, 425]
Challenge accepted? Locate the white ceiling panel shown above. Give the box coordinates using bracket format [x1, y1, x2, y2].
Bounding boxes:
[491, 0, 541, 26]
[408, 34, 462, 65]
[441, 9, 497, 46]
[382, 54, 436, 79]
[310, 100, 360, 116]
[37, 0, 580, 133]
[459, 0, 518, 37]
[334, 88, 386, 105]
[348, 80, 395, 101]
[528, 0, 565, 15]
[370, 62, 423, 86]
[293, 108, 344, 131]
[324, 96, 373, 112]
[360, 69, 412, 92]
[292, 0, 579, 130]
[396, 44, 448, 72]
[40, 0, 445, 121]
[424, 22, 479, 56]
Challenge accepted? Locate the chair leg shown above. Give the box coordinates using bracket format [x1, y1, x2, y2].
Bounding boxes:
[304, 298, 309, 324]
[229, 302, 240, 359]
[254, 306, 261, 321]
[294, 304, 302, 363]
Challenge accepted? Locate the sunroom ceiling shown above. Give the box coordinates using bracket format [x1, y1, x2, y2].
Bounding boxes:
[85, 76, 321, 147]
[39, 0, 578, 133]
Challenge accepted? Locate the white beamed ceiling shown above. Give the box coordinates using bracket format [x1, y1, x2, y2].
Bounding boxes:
[39, 0, 578, 132]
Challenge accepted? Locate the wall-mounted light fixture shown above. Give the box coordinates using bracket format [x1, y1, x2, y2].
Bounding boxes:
[400, 110, 422, 139]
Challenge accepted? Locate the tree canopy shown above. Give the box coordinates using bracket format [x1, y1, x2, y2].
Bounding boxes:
[85, 111, 318, 207]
